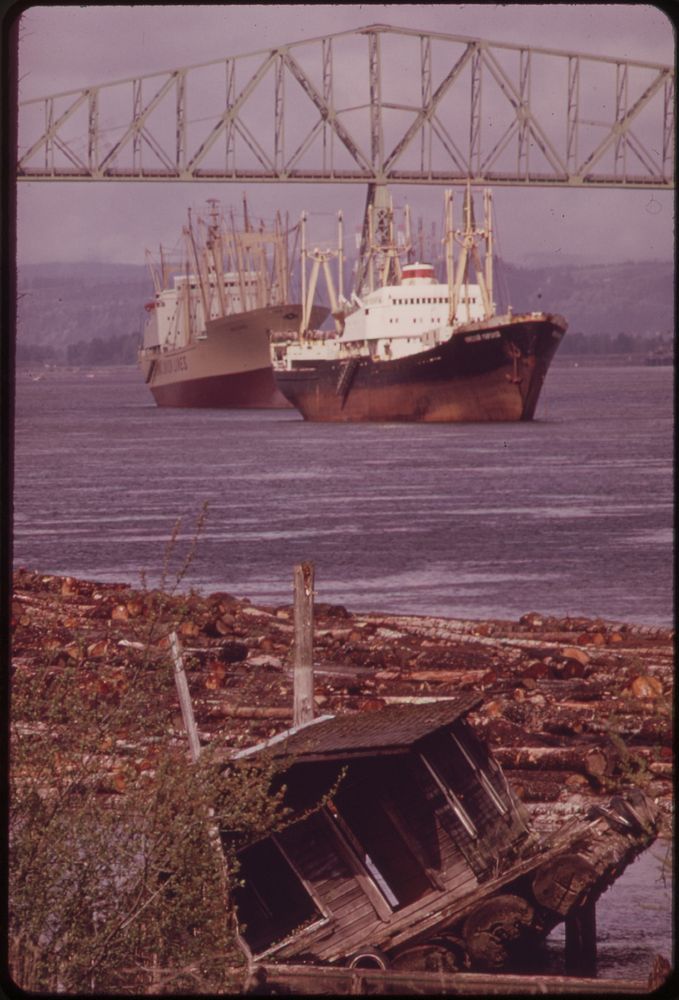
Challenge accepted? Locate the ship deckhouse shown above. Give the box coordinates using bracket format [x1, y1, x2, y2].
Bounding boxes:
[281, 261, 489, 368]
[329, 264, 487, 364]
[342, 264, 486, 341]
[143, 270, 267, 351]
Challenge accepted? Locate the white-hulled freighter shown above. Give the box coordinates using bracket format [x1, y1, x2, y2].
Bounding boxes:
[139, 200, 327, 408]
[273, 187, 567, 422]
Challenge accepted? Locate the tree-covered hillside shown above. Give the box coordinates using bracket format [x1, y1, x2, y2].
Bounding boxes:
[15, 257, 674, 365]
[498, 259, 673, 338]
[17, 263, 152, 364]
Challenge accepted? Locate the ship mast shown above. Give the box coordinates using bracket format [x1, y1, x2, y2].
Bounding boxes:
[145, 249, 163, 297]
[355, 184, 408, 295]
[299, 211, 345, 337]
[185, 209, 211, 329]
[448, 182, 495, 325]
[229, 208, 248, 311]
[484, 188, 494, 311]
[206, 199, 228, 318]
[445, 189, 455, 314]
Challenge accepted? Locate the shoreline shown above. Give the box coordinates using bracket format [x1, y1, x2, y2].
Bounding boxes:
[13, 351, 675, 378]
[11, 567, 673, 836]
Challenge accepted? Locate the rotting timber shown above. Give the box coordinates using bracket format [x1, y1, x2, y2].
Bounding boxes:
[11, 569, 672, 981]
[223, 697, 658, 976]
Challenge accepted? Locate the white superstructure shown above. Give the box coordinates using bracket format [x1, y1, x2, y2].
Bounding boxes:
[278, 263, 489, 368]
[277, 186, 498, 371]
[143, 269, 275, 351]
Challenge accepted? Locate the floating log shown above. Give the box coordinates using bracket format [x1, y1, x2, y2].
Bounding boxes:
[532, 854, 598, 916]
[390, 934, 466, 972]
[205, 704, 291, 720]
[377, 668, 494, 685]
[249, 962, 650, 995]
[507, 771, 564, 802]
[462, 894, 534, 970]
[493, 745, 615, 778]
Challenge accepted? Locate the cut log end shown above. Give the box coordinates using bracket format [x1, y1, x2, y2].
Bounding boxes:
[462, 893, 535, 970]
[532, 853, 598, 916]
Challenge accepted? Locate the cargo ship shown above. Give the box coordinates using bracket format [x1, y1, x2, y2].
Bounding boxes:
[139, 200, 327, 408]
[273, 187, 567, 422]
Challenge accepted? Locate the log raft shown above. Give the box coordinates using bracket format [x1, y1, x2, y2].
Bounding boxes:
[11, 569, 672, 984]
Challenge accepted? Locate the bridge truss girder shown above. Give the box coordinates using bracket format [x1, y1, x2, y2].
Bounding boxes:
[17, 24, 674, 189]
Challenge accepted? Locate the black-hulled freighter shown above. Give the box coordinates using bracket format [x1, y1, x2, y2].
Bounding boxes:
[274, 187, 566, 422]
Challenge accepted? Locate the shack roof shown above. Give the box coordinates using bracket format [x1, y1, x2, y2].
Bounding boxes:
[233, 693, 483, 763]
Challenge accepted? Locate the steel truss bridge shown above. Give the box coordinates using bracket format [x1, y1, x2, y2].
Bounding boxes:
[17, 23, 674, 190]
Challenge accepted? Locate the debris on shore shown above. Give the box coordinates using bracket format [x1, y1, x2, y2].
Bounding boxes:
[11, 568, 673, 834]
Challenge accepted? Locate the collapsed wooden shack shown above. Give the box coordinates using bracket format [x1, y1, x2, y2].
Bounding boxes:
[223, 694, 658, 976]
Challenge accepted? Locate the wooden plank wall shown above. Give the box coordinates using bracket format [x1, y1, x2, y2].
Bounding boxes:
[250, 731, 537, 965]
[262, 765, 480, 963]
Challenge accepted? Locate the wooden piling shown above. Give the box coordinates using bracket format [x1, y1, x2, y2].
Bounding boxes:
[565, 898, 597, 977]
[293, 561, 315, 727]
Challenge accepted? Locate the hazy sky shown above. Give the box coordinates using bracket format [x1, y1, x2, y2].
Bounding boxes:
[15, 3, 675, 267]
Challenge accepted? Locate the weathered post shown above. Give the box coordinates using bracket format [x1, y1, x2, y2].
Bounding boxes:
[293, 561, 315, 727]
[169, 630, 201, 763]
[169, 630, 251, 974]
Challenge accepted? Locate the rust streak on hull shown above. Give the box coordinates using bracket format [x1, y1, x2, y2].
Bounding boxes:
[277, 316, 564, 423]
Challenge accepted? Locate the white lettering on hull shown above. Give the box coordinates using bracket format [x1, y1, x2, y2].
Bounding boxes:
[463, 331, 502, 343]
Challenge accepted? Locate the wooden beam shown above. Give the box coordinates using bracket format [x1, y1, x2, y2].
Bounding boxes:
[251, 962, 647, 995]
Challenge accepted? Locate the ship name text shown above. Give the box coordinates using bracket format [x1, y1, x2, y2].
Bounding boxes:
[464, 331, 502, 343]
[158, 354, 189, 375]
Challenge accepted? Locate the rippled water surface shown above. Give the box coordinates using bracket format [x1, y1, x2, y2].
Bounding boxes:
[13, 360, 673, 625]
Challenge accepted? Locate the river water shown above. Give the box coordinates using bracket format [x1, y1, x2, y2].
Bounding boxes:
[11, 359, 674, 980]
[12, 360, 673, 625]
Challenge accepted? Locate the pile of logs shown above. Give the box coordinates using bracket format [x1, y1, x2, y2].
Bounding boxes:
[10, 568, 673, 833]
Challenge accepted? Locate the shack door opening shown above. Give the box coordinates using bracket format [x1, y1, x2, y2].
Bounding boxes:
[235, 838, 320, 954]
[334, 776, 432, 908]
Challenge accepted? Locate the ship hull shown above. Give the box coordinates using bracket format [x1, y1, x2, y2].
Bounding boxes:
[140, 304, 325, 409]
[149, 365, 287, 409]
[275, 313, 566, 422]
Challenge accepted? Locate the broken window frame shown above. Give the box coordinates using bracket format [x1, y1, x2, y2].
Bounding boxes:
[324, 782, 437, 917]
[322, 802, 393, 921]
[234, 833, 327, 956]
[456, 718, 519, 809]
[449, 731, 508, 816]
[418, 751, 478, 839]
[378, 788, 446, 892]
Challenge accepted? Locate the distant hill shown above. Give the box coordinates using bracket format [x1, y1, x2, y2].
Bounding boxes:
[497, 259, 674, 338]
[15, 257, 674, 364]
[17, 263, 152, 361]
